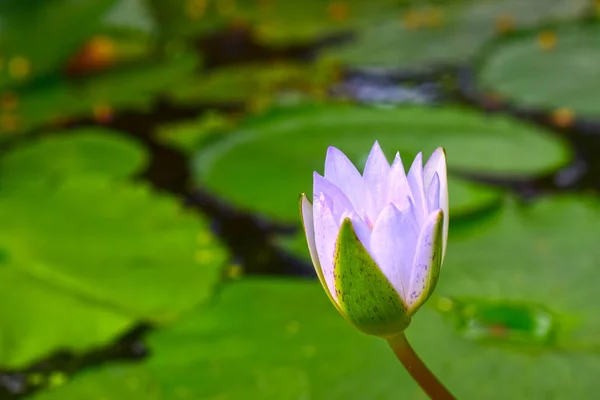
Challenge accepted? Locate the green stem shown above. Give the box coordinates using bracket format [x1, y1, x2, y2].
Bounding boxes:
[387, 333, 456, 400]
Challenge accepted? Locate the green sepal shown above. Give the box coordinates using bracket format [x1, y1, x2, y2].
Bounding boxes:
[334, 218, 411, 338]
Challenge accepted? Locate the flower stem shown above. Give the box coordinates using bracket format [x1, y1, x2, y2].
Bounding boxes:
[387, 333, 456, 400]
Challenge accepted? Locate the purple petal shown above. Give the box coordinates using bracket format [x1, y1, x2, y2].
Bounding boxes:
[424, 148, 448, 261]
[313, 172, 354, 222]
[387, 152, 411, 212]
[363, 141, 391, 224]
[340, 210, 372, 252]
[407, 152, 428, 225]
[369, 203, 419, 303]
[313, 193, 340, 301]
[324, 146, 364, 212]
[300, 195, 326, 284]
[427, 172, 440, 213]
[407, 209, 444, 309]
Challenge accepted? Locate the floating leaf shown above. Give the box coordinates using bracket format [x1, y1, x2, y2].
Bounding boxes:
[478, 22, 600, 117]
[0, 127, 148, 186]
[0, 156, 226, 367]
[326, 0, 589, 67]
[193, 104, 567, 222]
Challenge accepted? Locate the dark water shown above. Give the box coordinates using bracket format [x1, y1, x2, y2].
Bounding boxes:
[2, 25, 600, 398]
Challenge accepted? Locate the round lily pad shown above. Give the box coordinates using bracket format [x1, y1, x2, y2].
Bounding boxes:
[326, 0, 589, 68]
[0, 174, 227, 368]
[0, 125, 227, 368]
[0, 127, 148, 186]
[478, 22, 600, 117]
[193, 104, 568, 222]
[33, 196, 600, 399]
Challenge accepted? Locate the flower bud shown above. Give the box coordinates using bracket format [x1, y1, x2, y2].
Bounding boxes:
[300, 142, 448, 337]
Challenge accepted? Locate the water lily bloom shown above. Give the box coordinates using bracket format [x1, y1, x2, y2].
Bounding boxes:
[300, 142, 448, 338]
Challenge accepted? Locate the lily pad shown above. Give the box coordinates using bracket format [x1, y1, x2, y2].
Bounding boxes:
[32, 196, 600, 398]
[0, 0, 117, 87]
[193, 104, 568, 222]
[0, 127, 148, 186]
[0, 172, 227, 367]
[0, 125, 227, 368]
[478, 22, 600, 117]
[326, 0, 589, 68]
[0, 51, 199, 136]
[154, 112, 235, 155]
[0, 260, 135, 370]
[29, 364, 162, 400]
[0, 175, 227, 323]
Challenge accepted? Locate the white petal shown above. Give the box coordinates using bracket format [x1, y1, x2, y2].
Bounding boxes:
[363, 141, 391, 224]
[324, 146, 364, 212]
[300, 195, 326, 284]
[369, 203, 419, 303]
[387, 152, 411, 212]
[313, 192, 340, 302]
[427, 172, 440, 213]
[407, 209, 444, 309]
[340, 210, 372, 252]
[424, 148, 448, 261]
[407, 152, 428, 226]
[313, 172, 354, 222]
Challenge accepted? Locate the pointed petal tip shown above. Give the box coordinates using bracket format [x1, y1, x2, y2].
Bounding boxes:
[433, 146, 447, 159]
[326, 145, 343, 157]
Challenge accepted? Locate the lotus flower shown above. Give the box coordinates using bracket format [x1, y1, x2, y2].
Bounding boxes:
[300, 142, 448, 337]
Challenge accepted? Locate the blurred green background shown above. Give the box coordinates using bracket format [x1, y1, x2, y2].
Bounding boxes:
[1, 0, 600, 398]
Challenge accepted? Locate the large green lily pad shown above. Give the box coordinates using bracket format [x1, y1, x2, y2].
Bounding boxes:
[0, 259, 135, 370]
[193, 104, 568, 222]
[0, 127, 227, 367]
[478, 22, 600, 117]
[30, 196, 600, 399]
[0, 174, 227, 367]
[0, 127, 147, 186]
[326, 0, 589, 68]
[29, 364, 162, 400]
[0, 175, 227, 323]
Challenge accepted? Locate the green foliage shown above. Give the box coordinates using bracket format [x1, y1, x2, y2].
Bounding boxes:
[1, 50, 200, 137]
[326, 0, 589, 67]
[0, 0, 597, 398]
[479, 22, 600, 117]
[0, 129, 227, 368]
[0, 0, 118, 87]
[30, 196, 600, 399]
[193, 104, 566, 222]
[0, 128, 148, 185]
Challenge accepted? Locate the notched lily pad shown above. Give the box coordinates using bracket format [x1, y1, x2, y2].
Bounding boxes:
[193, 104, 566, 223]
